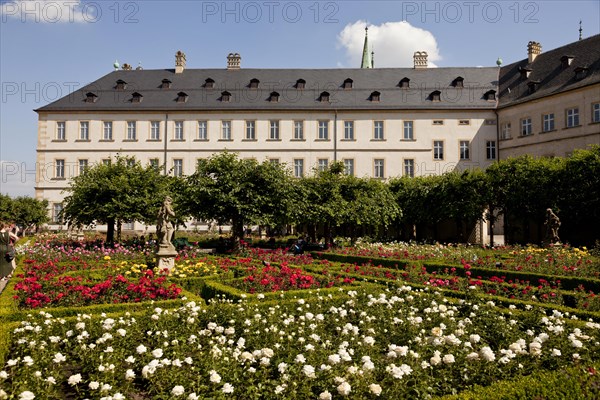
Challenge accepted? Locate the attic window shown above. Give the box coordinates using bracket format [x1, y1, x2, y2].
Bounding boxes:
[221, 91, 231, 102]
[295, 79, 306, 89]
[519, 67, 532, 79]
[430, 90, 441, 102]
[319, 91, 330, 103]
[85, 92, 98, 103]
[161, 79, 172, 89]
[484, 90, 497, 101]
[343, 78, 353, 89]
[575, 66, 588, 80]
[452, 77, 464, 88]
[399, 78, 410, 89]
[176, 92, 188, 103]
[269, 91, 280, 102]
[131, 92, 143, 103]
[115, 79, 127, 90]
[249, 78, 260, 89]
[527, 80, 540, 94]
[560, 55, 574, 68]
[204, 78, 215, 89]
[369, 91, 381, 102]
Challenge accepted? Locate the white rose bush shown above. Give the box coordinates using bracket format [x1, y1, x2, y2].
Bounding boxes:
[1, 239, 599, 398]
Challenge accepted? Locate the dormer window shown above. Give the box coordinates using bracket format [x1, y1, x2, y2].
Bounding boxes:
[527, 80, 540, 94]
[176, 92, 188, 103]
[295, 79, 306, 89]
[269, 91, 280, 102]
[430, 90, 441, 102]
[319, 91, 330, 103]
[560, 55, 574, 68]
[204, 78, 215, 89]
[85, 92, 98, 103]
[115, 79, 127, 90]
[519, 67, 532, 79]
[484, 90, 497, 101]
[161, 79, 172, 89]
[249, 78, 260, 89]
[399, 78, 410, 89]
[221, 91, 231, 102]
[575, 66, 589, 80]
[452, 77, 464, 88]
[131, 92, 143, 103]
[369, 91, 381, 102]
[343, 78, 353, 89]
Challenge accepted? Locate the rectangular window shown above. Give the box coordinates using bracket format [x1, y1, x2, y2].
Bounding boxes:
[150, 121, 160, 140]
[520, 118, 532, 136]
[57, 121, 66, 140]
[245, 121, 256, 140]
[374, 159, 385, 178]
[80, 121, 89, 140]
[432, 120, 444, 125]
[269, 120, 280, 140]
[149, 158, 160, 170]
[403, 121, 414, 140]
[501, 122, 511, 139]
[542, 113, 555, 132]
[103, 121, 113, 140]
[343, 159, 354, 176]
[52, 203, 63, 224]
[433, 140, 444, 160]
[593, 103, 600, 123]
[102, 159, 111, 166]
[317, 159, 329, 172]
[55, 159, 65, 178]
[174, 121, 184, 140]
[173, 159, 183, 177]
[318, 121, 329, 140]
[198, 121, 207, 140]
[78, 159, 88, 175]
[566, 107, 580, 127]
[293, 121, 304, 140]
[127, 121, 137, 140]
[269, 158, 280, 165]
[404, 159, 415, 178]
[486, 141, 497, 160]
[459, 140, 470, 160]
[459, 120, 470, 126]
[221, 121, 231, 140]
[344, 121, 354, 140]
[293, 159, 304, 178]
[373, 121, 384, 140]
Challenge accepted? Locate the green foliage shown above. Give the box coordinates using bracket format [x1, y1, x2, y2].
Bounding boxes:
[182, 152, 295, 243]
[0, 195, 49, 230]
[61, 156, 171, 242]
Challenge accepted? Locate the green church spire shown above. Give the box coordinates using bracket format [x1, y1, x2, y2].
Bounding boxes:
[361, 26, 372, 69]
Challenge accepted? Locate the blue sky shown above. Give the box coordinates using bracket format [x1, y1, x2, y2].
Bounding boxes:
[1, 0, 599, 196]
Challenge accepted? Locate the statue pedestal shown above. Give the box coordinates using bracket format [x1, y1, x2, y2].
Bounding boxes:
[156, 245, 178, 272]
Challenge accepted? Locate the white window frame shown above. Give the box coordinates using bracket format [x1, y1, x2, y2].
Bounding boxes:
[593, 103, 600, 123]
[318, 121, 329, 140]
[78, 159, 88, 175]
[52, 203, 63, 224]
[344, 121, 354, 140]
[55, 159, 65, 178]
[404, 159, 415, 178]
[269, 120, 280, 140]
[343, 159, 354, 176]
[317, 158, 329, 172]
[198, 121, 207, 140]
[501, 122, 511, 139]
[373, 121, 384, 140]
[57, 121, 66, 140]
[103, 121, 113, 140]
[127, 121, 137, 140]
[459, 140, 470, 160]
[374, 159, 385, 179]
[433, 140, 444, 160]
[150, 121, 160, 140]
[403, 121, 414, 140]
[520, 118, 532, 136]
[173, 159, 183, 177]
[486, 141, 497, 160]
[566, 107, 579, 128]
[246, 121, 256, 140]
[542, 113, 555, 132]
[174, 121, 184, 140]
[79, 121, 89, 140]
[293, 159, 304, 178]
[293, 121, 304, 140]
[221, 121, 231, 140]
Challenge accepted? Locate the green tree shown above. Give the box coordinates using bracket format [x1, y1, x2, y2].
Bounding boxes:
[12, 197, 50, 233]
[62, 156, 170, 243]
[0, 194, 14, 222]
[182, 152, 295, 248]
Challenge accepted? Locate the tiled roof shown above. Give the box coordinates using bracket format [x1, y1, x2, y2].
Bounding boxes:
[498, 34, 600, 108]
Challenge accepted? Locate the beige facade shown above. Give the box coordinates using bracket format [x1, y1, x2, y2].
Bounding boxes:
[498, 84, 600, 158]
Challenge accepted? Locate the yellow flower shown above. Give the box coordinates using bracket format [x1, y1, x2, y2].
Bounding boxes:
[104, 255, 111, 260]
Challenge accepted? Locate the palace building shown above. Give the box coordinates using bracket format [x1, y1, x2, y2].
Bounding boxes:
[35, 32, 600, 231]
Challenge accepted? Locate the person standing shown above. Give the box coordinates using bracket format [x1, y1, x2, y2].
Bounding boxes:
[0, 222, 18, 280]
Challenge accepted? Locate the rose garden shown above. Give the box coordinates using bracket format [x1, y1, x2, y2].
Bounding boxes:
[1, 149, 600, 399]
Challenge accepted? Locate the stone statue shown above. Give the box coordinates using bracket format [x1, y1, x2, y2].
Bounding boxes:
[157, 196, 176, 251]
[544, 208, 561, 244]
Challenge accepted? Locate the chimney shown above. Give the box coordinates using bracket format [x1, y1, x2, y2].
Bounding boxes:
[413, 51, 428, 69]
[527, 41, 542, 63]
[227, 53, 241, 70]
[175, 51, 186, 74]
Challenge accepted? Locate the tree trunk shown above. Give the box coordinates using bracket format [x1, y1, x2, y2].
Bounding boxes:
[106, 218, 115, 244]
[117, 219, 122, 242]
[231, 217, 244, 252]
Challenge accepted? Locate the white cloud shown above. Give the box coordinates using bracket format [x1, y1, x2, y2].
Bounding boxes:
[337, 20, 441, 68]
[0, 0, 89, 23]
